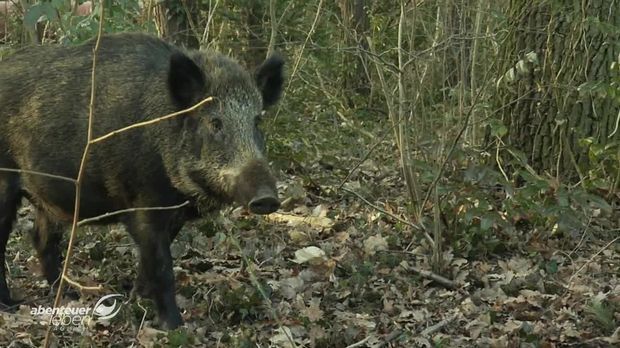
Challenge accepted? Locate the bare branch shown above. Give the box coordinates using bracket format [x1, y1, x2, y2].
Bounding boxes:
[77, 201, 190, 226]
[266, 0, 277, 58]
[419, 58, 499, 212]
[341, 187, 428, 236]
[43, 2, 106, 346]
[274, 0, 324, 121]
[409, 265, 456, 289]
[568, 235, 620, 284]
[135, 300, 150, 345]
[90, 96, 214, 144]
[420, 313, 458, 336]
[62, 274, 103, 292]
[0, 168, 76, 183]
[345, 336, 370, 348]
[337, 137, 385, 190]
[200, 0, 220, 46]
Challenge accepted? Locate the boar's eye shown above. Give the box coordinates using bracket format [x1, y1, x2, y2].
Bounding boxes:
[210, 118, 223, 133]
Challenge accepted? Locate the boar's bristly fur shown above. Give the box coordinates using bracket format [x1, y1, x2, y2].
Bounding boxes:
[0, 32, 284, 329]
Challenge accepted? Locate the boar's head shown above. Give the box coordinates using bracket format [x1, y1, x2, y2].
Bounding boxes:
[164, 50, 284, 215]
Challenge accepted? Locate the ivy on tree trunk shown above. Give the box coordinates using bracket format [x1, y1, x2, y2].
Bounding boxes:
[498, 0, 619, 180]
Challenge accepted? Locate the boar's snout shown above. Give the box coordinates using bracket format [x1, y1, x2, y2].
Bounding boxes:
[249, 186, 280, 214]
[229, 160, 279, 215]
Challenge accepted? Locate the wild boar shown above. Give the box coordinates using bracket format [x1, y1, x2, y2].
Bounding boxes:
[0, 32, 284, 329]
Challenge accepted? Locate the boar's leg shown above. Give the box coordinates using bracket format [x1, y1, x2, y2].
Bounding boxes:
[30, 209, 65, 291]
[0, 172, 21, 309]
[126, 211, 183, 329]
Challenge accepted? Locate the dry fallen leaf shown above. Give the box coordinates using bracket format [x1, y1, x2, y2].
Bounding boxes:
[364, 234, 388, 255]
[312, 204, 328, 217]
[267, 212, 333, 229]
[292, 246, 327, 264]
[302, 298, 324, 322]
[137, 327, 166, 346]
[288, 229, 311, 244]
[279, 276, 305, 300]
[270, 326, 296, 348]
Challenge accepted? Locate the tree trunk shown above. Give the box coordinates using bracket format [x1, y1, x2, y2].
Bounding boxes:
[497, 0, 619, 180]
[339, 0, 370, 102]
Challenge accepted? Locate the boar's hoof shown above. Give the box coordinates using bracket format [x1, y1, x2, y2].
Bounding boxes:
[159, 311, 184, 330]
[131, 278, 153, 299]
[249, 195, 280, 215]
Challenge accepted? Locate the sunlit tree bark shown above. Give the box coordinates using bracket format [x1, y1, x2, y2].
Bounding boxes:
[498, 0, 619, 180]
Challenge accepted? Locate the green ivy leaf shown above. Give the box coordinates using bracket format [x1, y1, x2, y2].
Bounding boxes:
[480, 214, 496, 231]
[545, 259, 559, 274]
[487, 118, 508, 137]
[24, 3, 57, 28]
[168, 328, 192, 347]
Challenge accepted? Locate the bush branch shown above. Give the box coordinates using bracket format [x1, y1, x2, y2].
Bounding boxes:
[77, 201, 190, 226]
[90, 96, 214, 144]
[43, 4, 105, 346]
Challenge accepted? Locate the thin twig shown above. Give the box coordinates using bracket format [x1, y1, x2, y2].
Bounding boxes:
[90, 96, 213, 144]
[420, 57, 499, 212]
[337, 122, 394, 190]
[2, 293, 55, 312]
[345, 336, 370, 348]
[266, 0, 277, 58]
[43, 3, 105, 346]
[341, 187, 428, 238]
[62, 274, 103, 292]
[396, 0, 420, 214]
[228, 235, 297, 348]
[568, 235, 620, 284]
[420, 313, 458, 336]
[284, 0, 322, 91]
[569, 215, 593, 257]
[0, 167, 76, 183]
[411, 265, 456, 288]
[200, 0, 219, 46]
[77, 201, 190, 226]
[274, 0, 324, 121]
[376, 329, 403, 347]
[134, 300, 148, 347]
[337, 134, 387, 190]
[179, 0, 201, 43]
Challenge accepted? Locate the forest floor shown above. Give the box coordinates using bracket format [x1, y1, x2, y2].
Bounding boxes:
[0, 114, 618, 348]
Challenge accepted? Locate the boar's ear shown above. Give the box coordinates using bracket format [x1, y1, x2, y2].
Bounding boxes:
[255, 55, 284, 108]
[168, 52, 206, 110]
